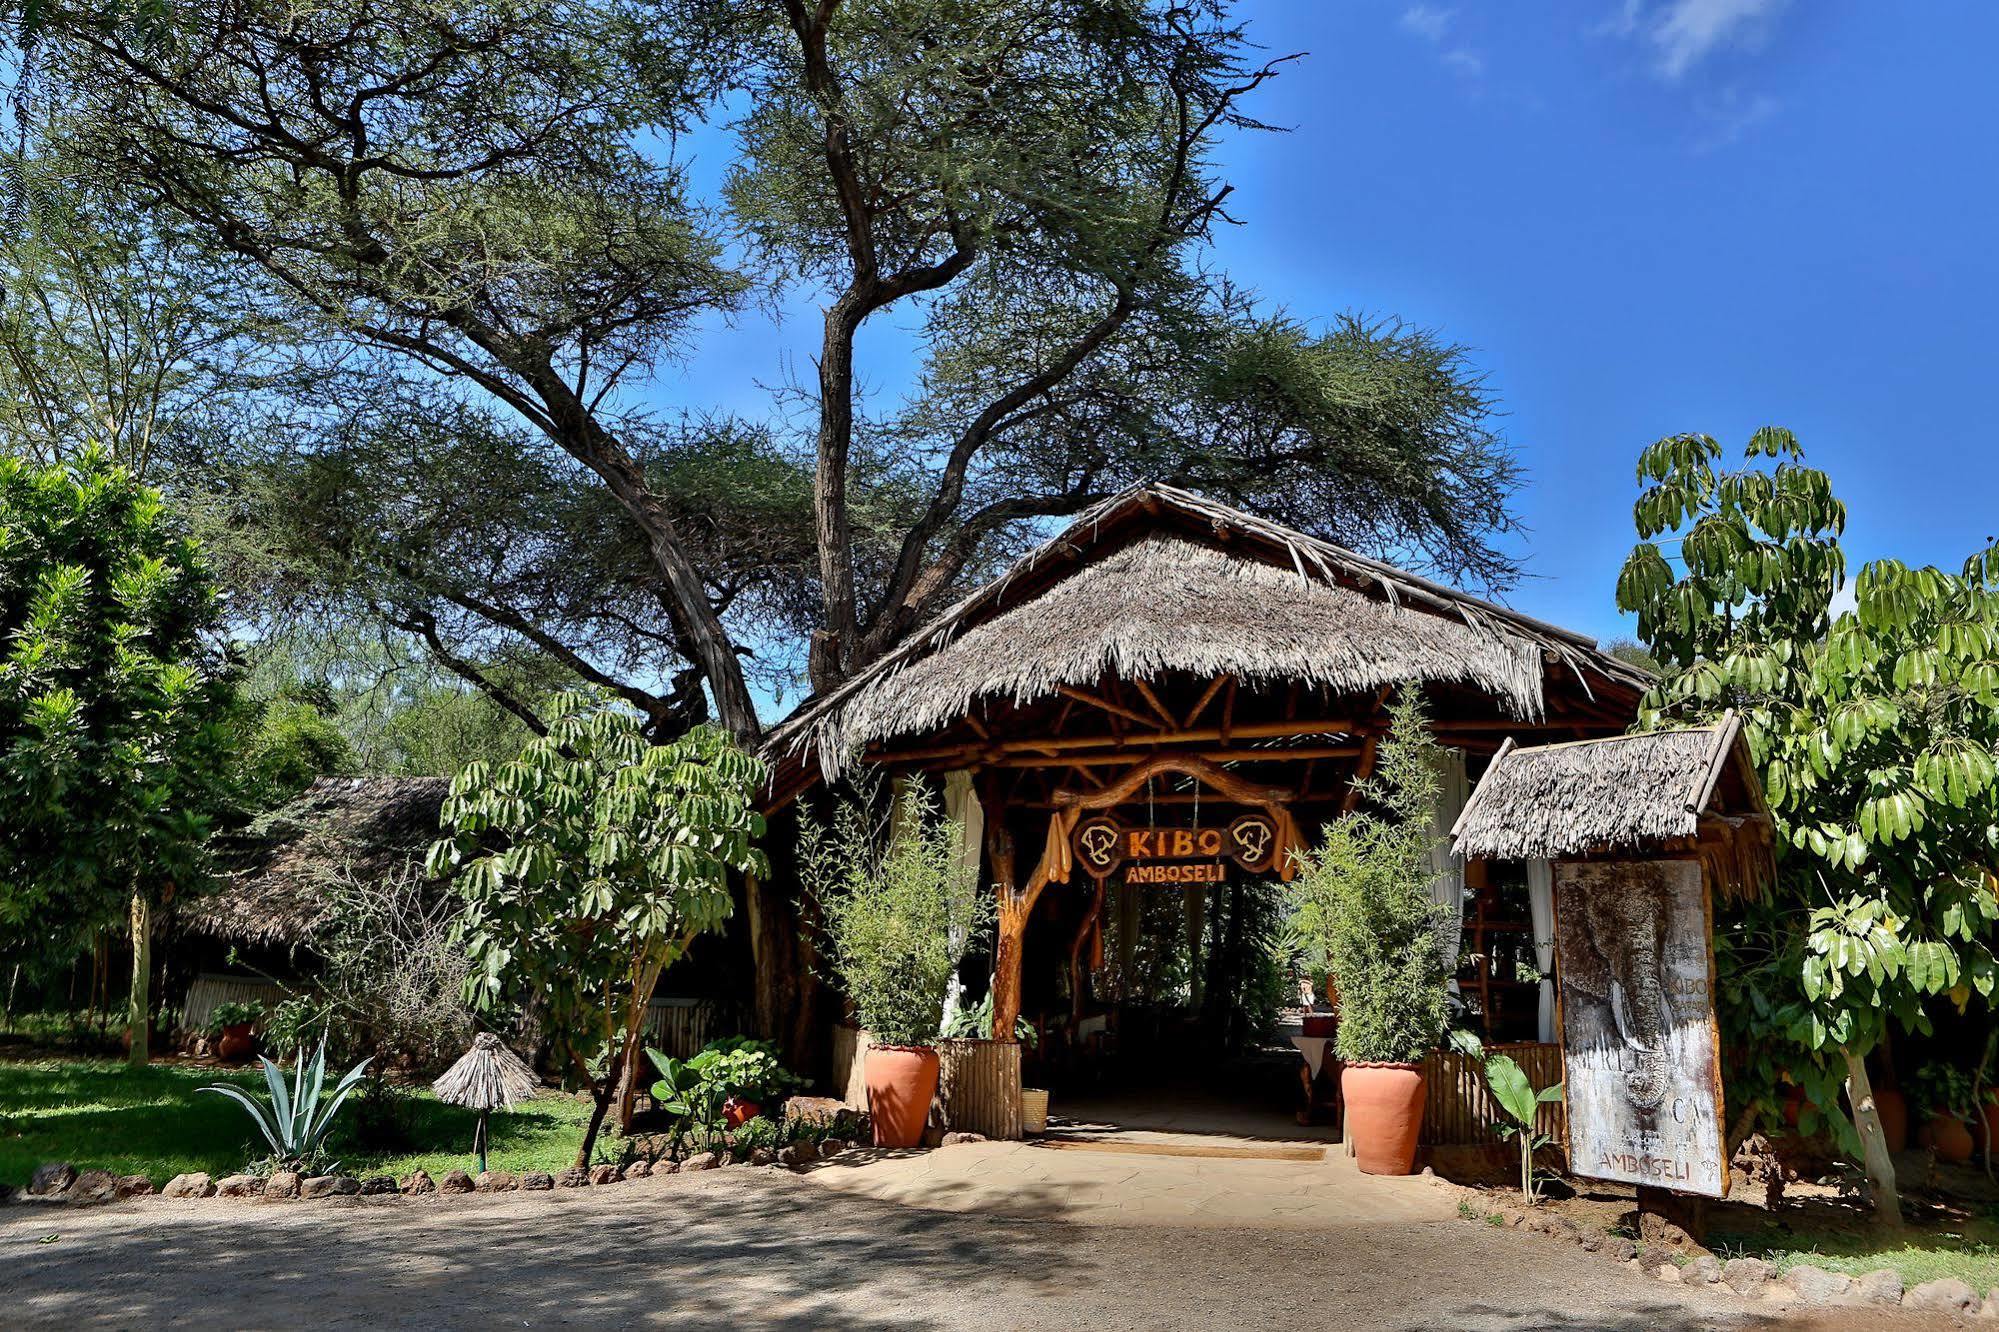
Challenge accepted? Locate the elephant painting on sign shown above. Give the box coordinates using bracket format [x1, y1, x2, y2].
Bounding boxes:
[1557, 867, 1684, 1120]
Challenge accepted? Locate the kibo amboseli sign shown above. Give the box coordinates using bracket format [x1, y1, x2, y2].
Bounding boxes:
[1070, 812, 1278, 885]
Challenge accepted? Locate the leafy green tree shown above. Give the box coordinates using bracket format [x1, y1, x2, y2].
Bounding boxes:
[1289, 694, 1453, 1065]
[0, 447, 237, 1063]
[1617, 428, 1999, 1225]
[428, 693, 768, 1166]
[238, 698, 355, 810]
[20, 0, 1525, 737]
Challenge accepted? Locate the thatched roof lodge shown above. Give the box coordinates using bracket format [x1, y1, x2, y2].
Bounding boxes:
[752, 484, 1656, 1097]
[765, 484, 1651, 802]
[1451, 712, 1774, 898]
[185, 776, 449, 948]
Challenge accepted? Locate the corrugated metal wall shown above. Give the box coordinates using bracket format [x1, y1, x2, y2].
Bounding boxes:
[1419, 1041, 1566, 1147]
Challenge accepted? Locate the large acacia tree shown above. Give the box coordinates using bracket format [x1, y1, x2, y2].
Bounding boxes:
[12, 0, 1524, 740]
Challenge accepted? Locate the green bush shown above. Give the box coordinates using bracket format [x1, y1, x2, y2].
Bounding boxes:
[801, 776, 991, 1047]
[1289, 694, 1453, 1064]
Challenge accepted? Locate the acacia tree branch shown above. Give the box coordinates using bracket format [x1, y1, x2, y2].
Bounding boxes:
[380, 604, 548, 736]
[859, 49, 1286, 662]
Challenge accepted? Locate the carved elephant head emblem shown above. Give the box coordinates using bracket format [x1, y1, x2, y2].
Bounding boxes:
[1079, 823, 1119, 868]
[1230, 815, 1274, 868]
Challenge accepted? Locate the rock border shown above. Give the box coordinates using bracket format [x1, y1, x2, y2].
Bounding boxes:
[1439, 1177, 1982, 1316]
[4, 1137, 901, 1211]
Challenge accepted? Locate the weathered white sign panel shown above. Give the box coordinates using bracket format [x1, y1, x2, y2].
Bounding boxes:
[1556, 859, 1727, 1199]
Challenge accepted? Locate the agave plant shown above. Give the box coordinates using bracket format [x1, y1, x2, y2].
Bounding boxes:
[199, 1038, 371, 1172]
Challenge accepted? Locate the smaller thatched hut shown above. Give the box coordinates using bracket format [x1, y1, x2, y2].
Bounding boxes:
[1451, 711, 1774, 898]
[187, 776, 451, 949]
[172, 777, 449, 1039]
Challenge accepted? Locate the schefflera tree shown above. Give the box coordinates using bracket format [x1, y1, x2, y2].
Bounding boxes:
[428, 693, 768, 1168]
[1617, 427, 1999, 1225]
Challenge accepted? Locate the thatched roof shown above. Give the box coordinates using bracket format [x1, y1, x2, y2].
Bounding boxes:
[433, 1033, 540, 1111]
[766, 484, 1650, 788]
[185, 776, 449, 946]
[1451, 713, 1771, 868]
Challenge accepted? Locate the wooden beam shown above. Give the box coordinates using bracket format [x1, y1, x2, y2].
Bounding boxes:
[1184, 673, 1230, 729]
[1054, 684, 1157, 729]
[992, 744, 1364, 769]
[1132, 678, 1178, 729]
[869, 716, 1363, 764]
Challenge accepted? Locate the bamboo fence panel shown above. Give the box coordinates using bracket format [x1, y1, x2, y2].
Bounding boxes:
[831, 1026, 1025, 1141]
[177, 974, 287, 1037]
[640, 998, 744, 1061]
[1420, 1041, 1565, 1146]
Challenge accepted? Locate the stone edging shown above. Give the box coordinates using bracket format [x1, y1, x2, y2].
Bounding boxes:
[9, 1137, 878, 1208]
[1430, 1174, 1991, 1318]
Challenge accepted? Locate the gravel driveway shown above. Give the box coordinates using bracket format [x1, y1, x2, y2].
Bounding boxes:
[0, 1168, 1906, 1329]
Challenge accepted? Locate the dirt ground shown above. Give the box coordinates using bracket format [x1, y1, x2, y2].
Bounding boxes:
[0, 1166, 1952, 1331]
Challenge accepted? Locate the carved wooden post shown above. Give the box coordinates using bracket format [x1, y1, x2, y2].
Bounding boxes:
[988, 816, 1025, 1043]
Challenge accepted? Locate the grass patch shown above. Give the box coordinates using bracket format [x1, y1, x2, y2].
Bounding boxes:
[1710, 1216, 1999, 1295]
[1, 1056, 598, 1188]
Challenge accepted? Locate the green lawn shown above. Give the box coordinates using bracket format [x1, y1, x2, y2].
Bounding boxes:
[1710, 1213, 1999, 1295]
[0, 1057, 598, 1188]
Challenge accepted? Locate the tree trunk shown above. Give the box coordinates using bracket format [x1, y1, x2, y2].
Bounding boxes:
[1184, 888, 1207, 1009]
[576, 1042, 627, 1170]
[126, 893, 151, 1067]
[1845, 1046, 1903, 1226]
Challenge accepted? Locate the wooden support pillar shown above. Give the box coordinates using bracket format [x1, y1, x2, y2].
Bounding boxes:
[1184, 887, 1208, 1008]
[988, 809, 1026, 1044]
[1068, 877, 1107, 1024]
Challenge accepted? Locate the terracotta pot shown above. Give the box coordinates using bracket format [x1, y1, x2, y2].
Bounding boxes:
[722, 1096, 761, 1129]
[1926, 1113, 1975, 1164]
[864, 1045, 940, 1149]
[1341, 1061, 1426, 1175]
[216, 1023, 256, 1062]
[1872, 1086, 1908, 1154]
[1300, 1013, 1338, 1038]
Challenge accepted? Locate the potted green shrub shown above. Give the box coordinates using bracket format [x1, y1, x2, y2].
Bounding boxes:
[802, 777, 990, 1148]
[1913, 1063, 1976, 1163]
[1289, 695, 1453, 1175]
[208, 1001, 265, 1061]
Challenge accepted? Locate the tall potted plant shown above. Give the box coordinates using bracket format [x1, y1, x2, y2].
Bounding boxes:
[1290, 695, 1453, 1174]
[803, 777, 990, 1148]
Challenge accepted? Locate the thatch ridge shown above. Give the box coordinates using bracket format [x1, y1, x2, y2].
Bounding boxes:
[1451, 719, 1743, 861]
[185, 775, 450, 946]
[766, 483, 1650, 787]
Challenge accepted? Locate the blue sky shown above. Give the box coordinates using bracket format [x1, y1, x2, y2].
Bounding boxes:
[660, 0, 1998, 656]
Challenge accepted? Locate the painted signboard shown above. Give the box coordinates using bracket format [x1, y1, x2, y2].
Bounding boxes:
[1555, 858, 1728, 1199]
[1070, 812, 1277, 881]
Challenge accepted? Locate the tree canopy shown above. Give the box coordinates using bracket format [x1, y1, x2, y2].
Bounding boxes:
[10, 0, 1527, 737]
[0, 447, 237, 963]
[1617, 427, 1999, 1222]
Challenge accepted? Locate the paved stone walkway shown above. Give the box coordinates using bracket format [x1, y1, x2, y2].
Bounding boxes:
[803, 1137, 1452, 1228]
[1, 1168, 1779, 1329]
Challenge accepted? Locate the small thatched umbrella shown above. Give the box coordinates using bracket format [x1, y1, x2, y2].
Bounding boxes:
[433, 1033, 540, 1173]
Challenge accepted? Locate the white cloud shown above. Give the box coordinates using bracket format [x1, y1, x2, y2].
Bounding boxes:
[1442, 47, 1486, 78]
[1691, 87, 1780, 152]
[1631, 0, 1792, 81]
[1401, 4, 1485, 82]
[1400, 4, 1454, 43]
[1828, 578, 1859, 621]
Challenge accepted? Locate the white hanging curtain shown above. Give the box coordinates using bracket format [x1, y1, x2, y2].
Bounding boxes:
[940, 769, 985, 1031]
[1425, 748, 1471, 985]
[1527, 859, 1557, 1043]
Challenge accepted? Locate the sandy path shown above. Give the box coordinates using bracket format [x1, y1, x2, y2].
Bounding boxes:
[0, 1168, 1906, 1330]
